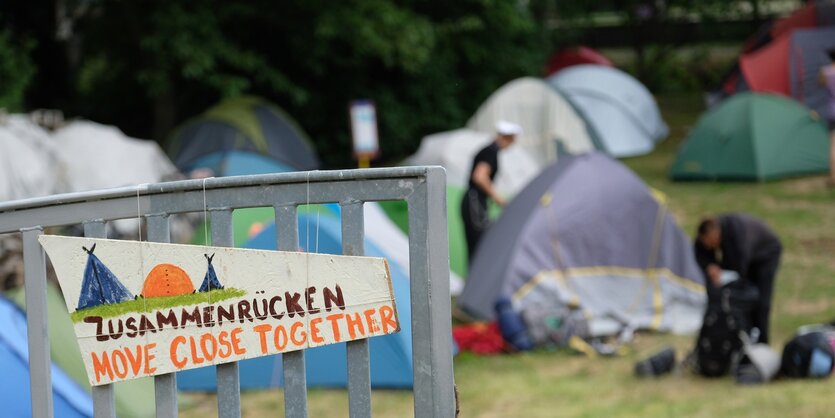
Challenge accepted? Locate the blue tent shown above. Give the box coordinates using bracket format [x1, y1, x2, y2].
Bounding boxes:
[0, 296, 94, 418]
[77, 244, 133, 310]
[198, 254, 224, 292]
[176, 213, 414, 389]
[181, 150, 294, 177]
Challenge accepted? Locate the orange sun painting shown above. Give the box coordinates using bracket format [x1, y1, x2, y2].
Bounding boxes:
[141, 263, 195, 297]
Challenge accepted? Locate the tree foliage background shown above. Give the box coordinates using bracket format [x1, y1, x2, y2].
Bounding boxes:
[1, 0, 544, 167]
[1, 0, 763, 167]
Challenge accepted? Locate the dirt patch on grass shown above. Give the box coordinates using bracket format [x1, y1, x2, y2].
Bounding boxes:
[798, 237, 835, 255]
[781, 176, 831, 194]
[782, 298, 831, 316]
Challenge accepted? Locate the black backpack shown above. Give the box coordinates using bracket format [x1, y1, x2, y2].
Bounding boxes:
[695, 282, 759, 377]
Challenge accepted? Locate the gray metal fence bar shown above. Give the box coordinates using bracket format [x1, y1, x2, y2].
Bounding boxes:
[22, 227, 53, 418]
[341, 201, 372, 418]
[84, 221, 117, 418]
[0, 177, 423, 233]
[210, 209, 242, 418]
[407, 169, 455, 418]
[274, 204, 309, 418]
[1, 168, 455, 417]
[147, 214, 179, 418]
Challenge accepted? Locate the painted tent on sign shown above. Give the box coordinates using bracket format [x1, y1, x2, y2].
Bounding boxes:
[77, 244, 134, 310]
[198, 254, 224, 292]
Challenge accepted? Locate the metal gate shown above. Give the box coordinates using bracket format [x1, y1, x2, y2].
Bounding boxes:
[0, 167, 455, 418]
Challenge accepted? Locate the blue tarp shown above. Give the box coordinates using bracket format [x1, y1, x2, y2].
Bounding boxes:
[76, 244, 133, 310]
[177, 212, 414, 389]
[0, 296, 93, 418]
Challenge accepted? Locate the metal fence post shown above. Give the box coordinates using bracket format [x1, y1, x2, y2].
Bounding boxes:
[275, 204, 309, 418]
[407, 168, 455, 418]
[147, 213, 178, 418]
[22, 226, 53, 418]
[342, 201, 371, 418]
[211, 208, 242, 418]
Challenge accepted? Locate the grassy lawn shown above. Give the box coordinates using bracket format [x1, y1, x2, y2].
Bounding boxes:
[181, 94, 835, 417]
[70, 288, 245, 322]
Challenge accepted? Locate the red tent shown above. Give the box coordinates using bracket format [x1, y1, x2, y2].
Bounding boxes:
[718, 1, 835, 99]
[739, 35, 791, 96]
[544, 46, 613, 76]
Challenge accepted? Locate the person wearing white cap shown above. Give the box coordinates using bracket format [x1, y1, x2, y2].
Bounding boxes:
[460, 120, 521, 264]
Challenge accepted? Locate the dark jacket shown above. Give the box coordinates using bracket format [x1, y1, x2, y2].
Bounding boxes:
[694, 213, 782, 282]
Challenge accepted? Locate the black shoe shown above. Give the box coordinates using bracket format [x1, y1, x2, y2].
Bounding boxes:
[635, 347, 676, 377]
[735, 362, 762, 384]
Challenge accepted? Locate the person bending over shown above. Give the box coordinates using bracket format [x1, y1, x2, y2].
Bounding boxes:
[695, 213, 782, 343]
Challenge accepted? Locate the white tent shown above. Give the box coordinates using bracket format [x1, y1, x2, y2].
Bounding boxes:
[52, 120, 178, 192]
[547, 65, 669, 158]
[406, 128, 540, 198]
[363, 202, 464, 296]
[0, 115, 67, 202]
[466, 77, 598, 165]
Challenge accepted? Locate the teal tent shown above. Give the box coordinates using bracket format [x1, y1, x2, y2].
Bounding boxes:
[670, 93, 830, 181]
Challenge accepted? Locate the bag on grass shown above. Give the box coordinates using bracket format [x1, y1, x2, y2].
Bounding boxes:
[780, 331, 835, 378]
[695, 281, 759, 377]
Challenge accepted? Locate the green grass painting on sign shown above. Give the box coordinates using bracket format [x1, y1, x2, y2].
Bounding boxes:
[70, 288, 246, 323]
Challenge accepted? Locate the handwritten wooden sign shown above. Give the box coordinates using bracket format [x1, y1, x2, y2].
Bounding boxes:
[39, 235, 399, 386]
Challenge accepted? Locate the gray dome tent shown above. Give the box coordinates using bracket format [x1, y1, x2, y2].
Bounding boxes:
[458, 153, 705, 337]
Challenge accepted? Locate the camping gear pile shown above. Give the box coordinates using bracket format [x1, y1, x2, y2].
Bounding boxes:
[634, 323, 835, 385]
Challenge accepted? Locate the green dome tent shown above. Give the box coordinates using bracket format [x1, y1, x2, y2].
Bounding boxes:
[670, 93, 830, 181]
[168, 96, 319, 173]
